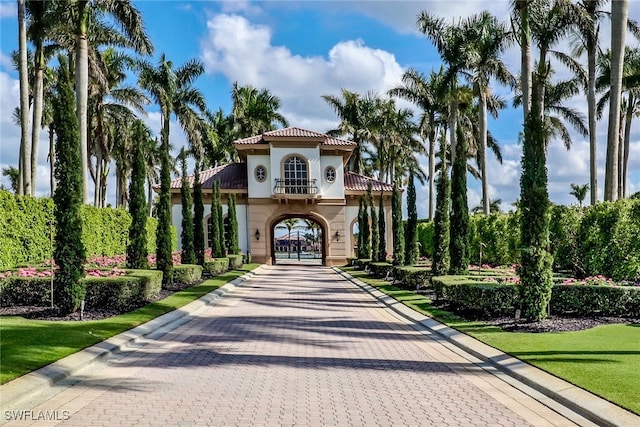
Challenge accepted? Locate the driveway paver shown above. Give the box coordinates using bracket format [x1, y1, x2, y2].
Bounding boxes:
[3, 265, 583, 426]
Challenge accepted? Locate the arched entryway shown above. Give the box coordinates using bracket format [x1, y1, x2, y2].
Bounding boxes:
[269, 214, 327, 266]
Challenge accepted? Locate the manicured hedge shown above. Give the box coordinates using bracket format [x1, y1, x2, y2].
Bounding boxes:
[203, 258, 230, 276]
[171, 264, 203, 285]
[227, 254, 243, 270]
[0, 269, 163, 311]
[368, 262, 393, 278]
[392, 266, 432, 290]
[432, 275, 640, 318]
[0, 191, 176, 270]
[354, 259, 372, 270]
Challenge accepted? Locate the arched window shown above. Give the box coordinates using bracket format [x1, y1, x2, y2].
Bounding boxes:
[284, 156, 308, 194]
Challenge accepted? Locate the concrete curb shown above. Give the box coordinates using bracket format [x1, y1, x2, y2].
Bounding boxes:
[334, 267, 640, 427]
[0, 267, 263, 413]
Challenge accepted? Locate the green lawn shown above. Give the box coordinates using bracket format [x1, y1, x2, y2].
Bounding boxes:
[341, 267, 640, 415]
[0, 265, 258, 384]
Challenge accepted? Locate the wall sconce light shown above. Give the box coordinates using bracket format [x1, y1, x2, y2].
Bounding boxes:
[335, 230, 340, 241]
[255, 229, 260, 240]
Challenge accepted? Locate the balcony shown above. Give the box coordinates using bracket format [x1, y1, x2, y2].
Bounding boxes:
[273, 178, 319, 199]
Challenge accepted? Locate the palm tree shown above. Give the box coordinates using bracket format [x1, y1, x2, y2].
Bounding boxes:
[231, 82, 289, 138]
[138, 54, 207, 276]
[18, 0, 30, 196]
[605, 0, 628, 202]
[303, 219, 320, 257]
[472, 198, 503, 214]
[69, 0, 153, 204]
[461, 12, 515, 214]
[389, 68, 447, 220]
[323, 89, 377, 174]
[511, 0, 532, 121]
[569, 183, 589, 207]
[276, 218, 300, 258]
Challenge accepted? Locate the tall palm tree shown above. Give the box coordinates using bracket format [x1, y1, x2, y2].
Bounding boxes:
[511, 0, 532, 121]
[276, 218, 299, 258]
[389, 68, 447, 219]
[323, 89, 377, 174]
[18, 0, 30, 196]
[605, 0, 628, 202]
[569, 183, 589, 207]
[461, 11, 515, 214]
[138, 54, 207, 274]
[69, 0, 153, 204]
[231, 82, 289, 138]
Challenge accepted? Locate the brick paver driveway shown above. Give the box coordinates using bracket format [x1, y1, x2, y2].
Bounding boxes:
[6, 265, 578, 426]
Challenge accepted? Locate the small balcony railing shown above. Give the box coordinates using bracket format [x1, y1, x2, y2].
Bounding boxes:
[273, 178, 318, 195]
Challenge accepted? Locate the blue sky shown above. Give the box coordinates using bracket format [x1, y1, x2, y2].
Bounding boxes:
[1, 0, 640, 219]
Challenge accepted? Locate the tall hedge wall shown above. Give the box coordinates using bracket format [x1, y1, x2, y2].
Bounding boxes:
[0, 191, 175, 270]
[416, 198, 640, 281]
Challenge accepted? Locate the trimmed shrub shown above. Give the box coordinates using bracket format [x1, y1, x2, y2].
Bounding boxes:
[227, 254, 243, 270]
[551, 284, 640, 317]
[391, 181, 404, 266]
[368, 262, 393, 278]
[417, 221, 435, 258]
[354, 258, 372, 270]
[203, 258, 230, 276]
[549, 205, 581, 273]
[392, 266, 432, 290]
[468, 213, 519, 266]
[171, 264, 203, 285]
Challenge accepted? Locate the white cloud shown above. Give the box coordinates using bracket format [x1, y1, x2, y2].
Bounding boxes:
[0, 2, 16, 19]
[200, 14, 405, 131]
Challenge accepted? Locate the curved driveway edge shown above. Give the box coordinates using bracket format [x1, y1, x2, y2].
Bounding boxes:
[333, 267, 640, 427]
[0, 267, 262, 416]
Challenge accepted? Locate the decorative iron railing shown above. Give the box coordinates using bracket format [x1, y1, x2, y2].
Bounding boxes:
[273, 178, 318, 195]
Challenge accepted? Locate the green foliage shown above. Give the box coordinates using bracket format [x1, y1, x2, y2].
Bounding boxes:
[52, 65, 85, 314]
[431, 276, 520, 317]
[405, 175, 419, 266]
[391, 181, 405, 265]
[228, 194, 239, 254]
[392, 266, 431, 290]
[156, 135, 174, 284]
[449, 125, 469, 274]
[179, 151, 196, 265]
[467, 213, 520, 266]
[519, 91, 553, 321]
[360, 195, 371, 259]
[203, 257, 230, 276]
[218, 190, 226, 254]
[433, 139, 450, 275]
[368, 183, 379, 262]
[171, 264, 203, 285]
[357, 198, 364, 257]
[551, 284, 640, 317]
[548, 205, 581, 272]
[377, 190, 387, 262]
[227, 254, 243, 269]
[193, 164, 205, 265]
[417, 221, 435, 258]
[368, 262, 393, 278]
[210, 181, 225, 258]
[126, 123, 149, 269]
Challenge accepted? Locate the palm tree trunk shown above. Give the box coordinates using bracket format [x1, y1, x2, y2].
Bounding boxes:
[478, 89, 489, 214]
[623, 94, 633, 198]
[587, 36, 598, 205]
[618, 108, 625, 199]
[518, 0, 531, 122]
[31, 46, 45, 197]
[18, 0, 31, 196]
[428, 129, 436, 221]
[75, 0, 90, 204]
[605, 0, 628, 202]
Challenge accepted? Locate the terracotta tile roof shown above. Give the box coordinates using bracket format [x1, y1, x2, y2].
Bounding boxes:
[169, 163, 247, 190]
[234, 127, 355, 147]
[344, 171, 394, 192]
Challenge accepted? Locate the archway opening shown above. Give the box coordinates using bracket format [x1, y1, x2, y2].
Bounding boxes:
[271, 216, 324, 265]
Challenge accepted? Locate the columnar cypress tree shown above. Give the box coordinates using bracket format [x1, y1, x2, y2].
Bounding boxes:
[193, 160, 205, 265]
[52, 63, 86, 314]
[433, 136, 451, 276]
[378, 190, 387, 262]
[449, 125, 469, 274]
[357, 197, 364, 258]
[519, 86, 554, 321]
[361, 194, 371, 259]
[179, 149, 196, 264]
[228, 193, 239, 254]
[391, 181, 405, 265]
[210, 180, 224, 258]
[127, 121, 148, 269]
[369, 182, 379, 262]
[217, 183, 226, 254]
[405, 173, 418, 266]
[156, 130, 173, 283]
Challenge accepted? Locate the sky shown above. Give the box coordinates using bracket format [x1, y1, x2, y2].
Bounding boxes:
[1, 0, 640, 219]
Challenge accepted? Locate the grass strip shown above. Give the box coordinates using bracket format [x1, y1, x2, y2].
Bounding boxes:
[341, 267, 640, 415]
[0, 265, 259, 384]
